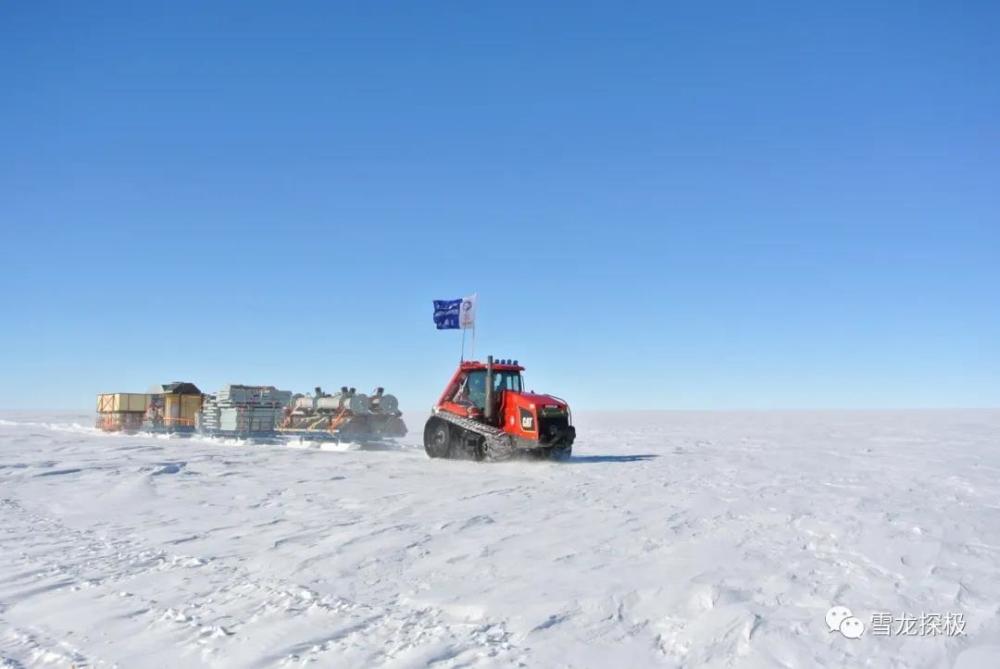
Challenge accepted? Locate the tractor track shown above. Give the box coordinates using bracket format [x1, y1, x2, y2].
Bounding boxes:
[431, 412, 516, 461]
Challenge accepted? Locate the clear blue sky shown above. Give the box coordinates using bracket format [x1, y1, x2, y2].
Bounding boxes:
[1, 1, 997, 411]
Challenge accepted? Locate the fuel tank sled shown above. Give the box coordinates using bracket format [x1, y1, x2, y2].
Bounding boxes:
[279, 386, 407, 443]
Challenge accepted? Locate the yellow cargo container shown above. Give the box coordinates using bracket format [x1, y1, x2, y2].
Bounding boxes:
[95, 383, 202, 433]
[96, 393, 149, 414]
[144, 382, 203, 431]
[162, 393, 203, 427]
[95, 393, 149, 432]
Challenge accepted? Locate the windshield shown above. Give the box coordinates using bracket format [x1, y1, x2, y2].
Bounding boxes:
[455, 370, 522, 408]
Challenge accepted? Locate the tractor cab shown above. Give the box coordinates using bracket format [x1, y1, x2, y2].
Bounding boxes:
[437, 359, 524, 423]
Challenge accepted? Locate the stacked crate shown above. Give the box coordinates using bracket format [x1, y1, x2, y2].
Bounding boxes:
[196, 385, 292, 436]
[196, 394, 220, 432]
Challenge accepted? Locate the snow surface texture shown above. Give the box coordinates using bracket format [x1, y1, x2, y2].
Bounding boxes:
[1, 410, 999, 668]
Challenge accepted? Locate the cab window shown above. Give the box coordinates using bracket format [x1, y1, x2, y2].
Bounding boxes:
[494, 371, 522, 393]
[453, 370, 487, 408]
[451, 370, 522, 408]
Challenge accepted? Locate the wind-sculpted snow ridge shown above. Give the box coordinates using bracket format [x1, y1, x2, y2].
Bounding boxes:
[1, 410, 999, 668]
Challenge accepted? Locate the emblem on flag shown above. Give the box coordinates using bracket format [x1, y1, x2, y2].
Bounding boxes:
[459, 294, 477, 329]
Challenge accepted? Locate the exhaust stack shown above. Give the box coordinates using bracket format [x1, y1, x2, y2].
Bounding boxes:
[484, 355, 495, 423]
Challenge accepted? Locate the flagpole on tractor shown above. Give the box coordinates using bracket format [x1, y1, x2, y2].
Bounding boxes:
[461, 328, 466, 362]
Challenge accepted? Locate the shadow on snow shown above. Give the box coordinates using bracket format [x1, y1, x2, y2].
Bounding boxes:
[564, 454, 659, 464]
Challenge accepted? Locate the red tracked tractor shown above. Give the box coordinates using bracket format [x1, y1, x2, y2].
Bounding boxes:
[423, 356, 575, 461]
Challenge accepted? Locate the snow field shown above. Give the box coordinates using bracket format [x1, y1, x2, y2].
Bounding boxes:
[1, 410, 999, 668]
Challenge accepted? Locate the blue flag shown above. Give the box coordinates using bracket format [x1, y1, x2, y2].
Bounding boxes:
[433, 299, 462, 329]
